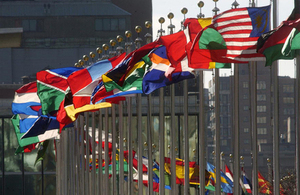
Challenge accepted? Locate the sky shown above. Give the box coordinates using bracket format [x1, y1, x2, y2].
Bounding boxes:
[151, 0, 296, 79]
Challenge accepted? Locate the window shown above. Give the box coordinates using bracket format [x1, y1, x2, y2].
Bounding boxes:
[221, 140, 227, 146]
[257, 81, 266, 89]
[258, 128, 267, 134]
[257, 117, 266, 123]
[243, 106, 249, 111]
[283, 85, 294, 93]
[244, 139, 250, 144]
[22, 19, 44, 32]
[243, 94, 248, 99]
[284, 108, 294, 115]
[244, 128, 249, 133]
[257, 105, 266, 112]
[95, 18, 126, 31]
[243, 82, 249, 88]
[257, 94, 266, 101]
[258, 139, 267, 151]
[283, 97, 294, 104]
[243, 117, 248, 122]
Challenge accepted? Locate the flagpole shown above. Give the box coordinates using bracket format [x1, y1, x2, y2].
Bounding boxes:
[295, 1, 300, 194]
[145, 22, 154, 195]
[125, 30, 134, 195]
[271, 1, 280, 195]
[133, 25, 144, 195]
[158, 16, 166, 195]
[230, 1, 240, 194]
[197, 2, 206, 195]
[97, 110, 103, 195]
[167, 12, 178, 195]
[212, 1, 221, 194]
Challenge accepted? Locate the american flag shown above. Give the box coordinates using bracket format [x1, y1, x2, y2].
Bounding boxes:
[212, 5, 270, 62]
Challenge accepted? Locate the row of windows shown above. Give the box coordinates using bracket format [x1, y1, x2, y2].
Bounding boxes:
[243, 127, 267, 134]
[20, 18, 126, 32]
[242, 81, 267, 89]
[243, 116, 267, 123]
[243, 105, 266, 112]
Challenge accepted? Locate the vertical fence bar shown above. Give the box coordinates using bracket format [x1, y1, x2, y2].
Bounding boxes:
[198, 71, 206, 195]
[233, 64, 240, 195]
[98, 110, 103, 195]
[159, 87, 165, 195]
[147, 94, 153, 195]
[112, 104, 117, 195]
[118, 102, 124, 195]
[2, 118, 4, 195]
[183, 79, 189, 194]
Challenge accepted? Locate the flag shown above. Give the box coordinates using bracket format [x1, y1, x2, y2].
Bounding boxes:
[258, 171, 272, 194]
[242, 169, 252, 194]
[257, 15, 300, 66]
[206, 162, 233, 193]
[157, 18, 212, 68]
[11, 114, 59, 149]
[142, 46, 195, 94]
[225, 165, 234, 195]
[92, 59, 146, 104]
[67, 53, 126, 109]
[36, 67, 81, 115]
[12, 81, 63, 139]
[15, 143, 37, 154]
[12, 81, 40, 115]
[189, 5, 271, 67]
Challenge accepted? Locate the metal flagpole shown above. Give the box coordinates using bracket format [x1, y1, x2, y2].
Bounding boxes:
[296, 48, 300, 195]
[183, 79, 190, 195]
[85, 113, 90, 195]
[229, 1, 241, 194]
[157, 16, 166, 195]
[212, 1, 221, 194]
[294, 0, 300, 194]
[145, 22, 154, 195]
[250, 61, 258, 194]
[104, 108, 110, 195]
[271, 1, 280, 194]
[133, 25, 144, 195]
[196, 2, 206, 195]
[98, 110, 103, 195]
[167, 12, 178, 195]
[111, 104, 117, 195]
[124, 30, 134, 195]
[180, 7, 190, 195]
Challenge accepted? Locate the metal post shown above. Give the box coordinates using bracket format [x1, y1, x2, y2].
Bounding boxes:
[296, 53, 300, 195]
[118, 102, 124, 195]
[91, 112, 96, 195]
[159, 87, 165, 195]
[183, 79, 190, 194]
[272, 1, 280, 194]
[198, 71, 206, 195]
[112, 104, 117, 195]
[147, 94, 153, 195]
[98, 110, 103, 195]
[233, 63, 240, 195]
[104, 108, 110, 194]
[85, 113, 90, 195]
[250, 61, 258, 194]
[127, 97, 133, 195]
[2, 118, 4, 195]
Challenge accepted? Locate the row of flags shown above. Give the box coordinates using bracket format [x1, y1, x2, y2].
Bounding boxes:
[9, 4, 300, 193]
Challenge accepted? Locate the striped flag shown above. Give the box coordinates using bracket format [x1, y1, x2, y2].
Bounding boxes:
[189, 5, 270, 67]
[212, 5, 270, 62]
